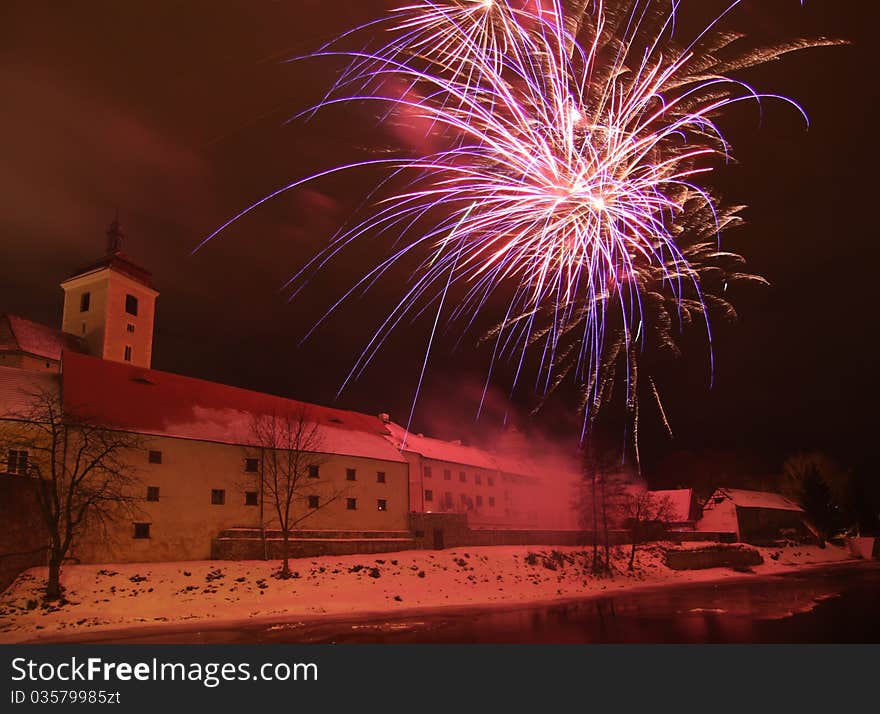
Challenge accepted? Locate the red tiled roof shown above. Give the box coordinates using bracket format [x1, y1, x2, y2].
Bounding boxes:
[0, 365, 60, 415]
[0, 314, 88, 361]
[60, 351, 405, 462]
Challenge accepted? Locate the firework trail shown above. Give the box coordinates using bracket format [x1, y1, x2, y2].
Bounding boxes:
[201, 0, 838, 449]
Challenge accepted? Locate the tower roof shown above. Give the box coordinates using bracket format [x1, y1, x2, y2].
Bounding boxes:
[66, 217, 153, 288]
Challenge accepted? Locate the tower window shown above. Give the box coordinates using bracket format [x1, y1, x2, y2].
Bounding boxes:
[125, 294, 139, 316]
[346, 498, 357, 510]
[377, 499, 387, 512]
[133, 523, 151, 539]
[123, 345, 132, 362]
[80, 292, 91, 312]
[211, 489, 226, 505]
[126, 323, 135, 333]
[146, 486, 160, 502]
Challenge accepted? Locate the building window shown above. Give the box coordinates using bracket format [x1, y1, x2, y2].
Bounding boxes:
[6, 450, 28, 475]
[126, 323, 135, 333]
[211, 489, 226, 505]
[308, 495, 319, 509]
[488, 477, 495, 487]
[459, 471, 466, 483]
[133, 523, 150, 539]
[460, 494, 468, 505]
[80, 292, 91, 312]
[123, 345, 132, 362]
[424, 466, 432, 478]
[308, 464, 320, 479]
[476, 495, 483, 507]
[346, 468, 356, 481]
[81, 322, 86, 334]
[346, 498, 357, 510]
[488, 496, 495, 507]
[146, 486, 160, 502]
[377, 499, 387, 511]
[148, 450, 162, 464]
[376, 471, 386, 483]
[443, 469, 451, 481]
[424, 489, 433, 502]
[444, 492, 453, 508]
[244, 458, 259, 473]
[245, 491, 259, 506]
[125, 294, 139, 316]
[475, 473, 482, 485]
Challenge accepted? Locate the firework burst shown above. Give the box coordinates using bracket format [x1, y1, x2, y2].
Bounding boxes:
[201, 0, 838, 449]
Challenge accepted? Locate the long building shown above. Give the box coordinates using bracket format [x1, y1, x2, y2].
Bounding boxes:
[0, 221, 580, 565]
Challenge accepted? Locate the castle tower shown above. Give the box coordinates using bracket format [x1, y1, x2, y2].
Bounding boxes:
[60, 218, 158, 368]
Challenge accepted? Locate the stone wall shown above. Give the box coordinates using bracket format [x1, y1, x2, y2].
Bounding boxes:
[0, 474, 47, 592]
[663, 544, 763, 570]
[211, 528, 415, 560]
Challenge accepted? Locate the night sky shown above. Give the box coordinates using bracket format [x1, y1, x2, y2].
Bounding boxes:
[1, 2, 876, 484]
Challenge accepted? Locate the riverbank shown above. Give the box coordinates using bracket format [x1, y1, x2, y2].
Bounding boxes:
[0, 542, 855, 643]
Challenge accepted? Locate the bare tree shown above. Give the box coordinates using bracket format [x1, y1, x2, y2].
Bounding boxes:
[248, 408, 344, 578]
[619, 489, 675, 571]
[1, 387, 142, 600]
[579, 431, 629, 575]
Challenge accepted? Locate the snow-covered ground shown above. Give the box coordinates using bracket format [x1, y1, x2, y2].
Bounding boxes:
[0, 543, 856, 643]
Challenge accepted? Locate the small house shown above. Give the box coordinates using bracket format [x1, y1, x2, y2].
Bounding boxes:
[697, 488, 814, 543]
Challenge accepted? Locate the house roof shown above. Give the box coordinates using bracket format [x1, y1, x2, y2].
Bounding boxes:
[0, 313, 88, 362]
[716, 488, 803, 512]
[0, 365, 60, 416]
[384, 422, 498, 470]
[649, 489, 694, 523]
[60, 351, 406, 462]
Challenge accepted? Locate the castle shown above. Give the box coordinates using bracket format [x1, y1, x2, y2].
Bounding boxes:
[0, 221, 580, 567]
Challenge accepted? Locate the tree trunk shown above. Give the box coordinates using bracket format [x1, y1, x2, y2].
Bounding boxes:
[629, 527, 637, 572]
[281, 531, 291, 578]
[601, 479, 611, 575]
[46, 551, 62, 600]
[591, 473, 600, 572]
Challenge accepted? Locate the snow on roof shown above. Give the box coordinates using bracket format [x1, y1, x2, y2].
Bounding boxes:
[385, 421, 551, 478]
[0, 366, 60, 416]
[384, 422, 497, 470]
[0, 314, 87, 362]
[649, 489, 694, 522]
[60, 351, 406, 462]
[716, 488, 803, 512]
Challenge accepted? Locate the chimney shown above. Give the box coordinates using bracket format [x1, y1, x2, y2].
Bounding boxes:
[378, 412, 390, 424]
